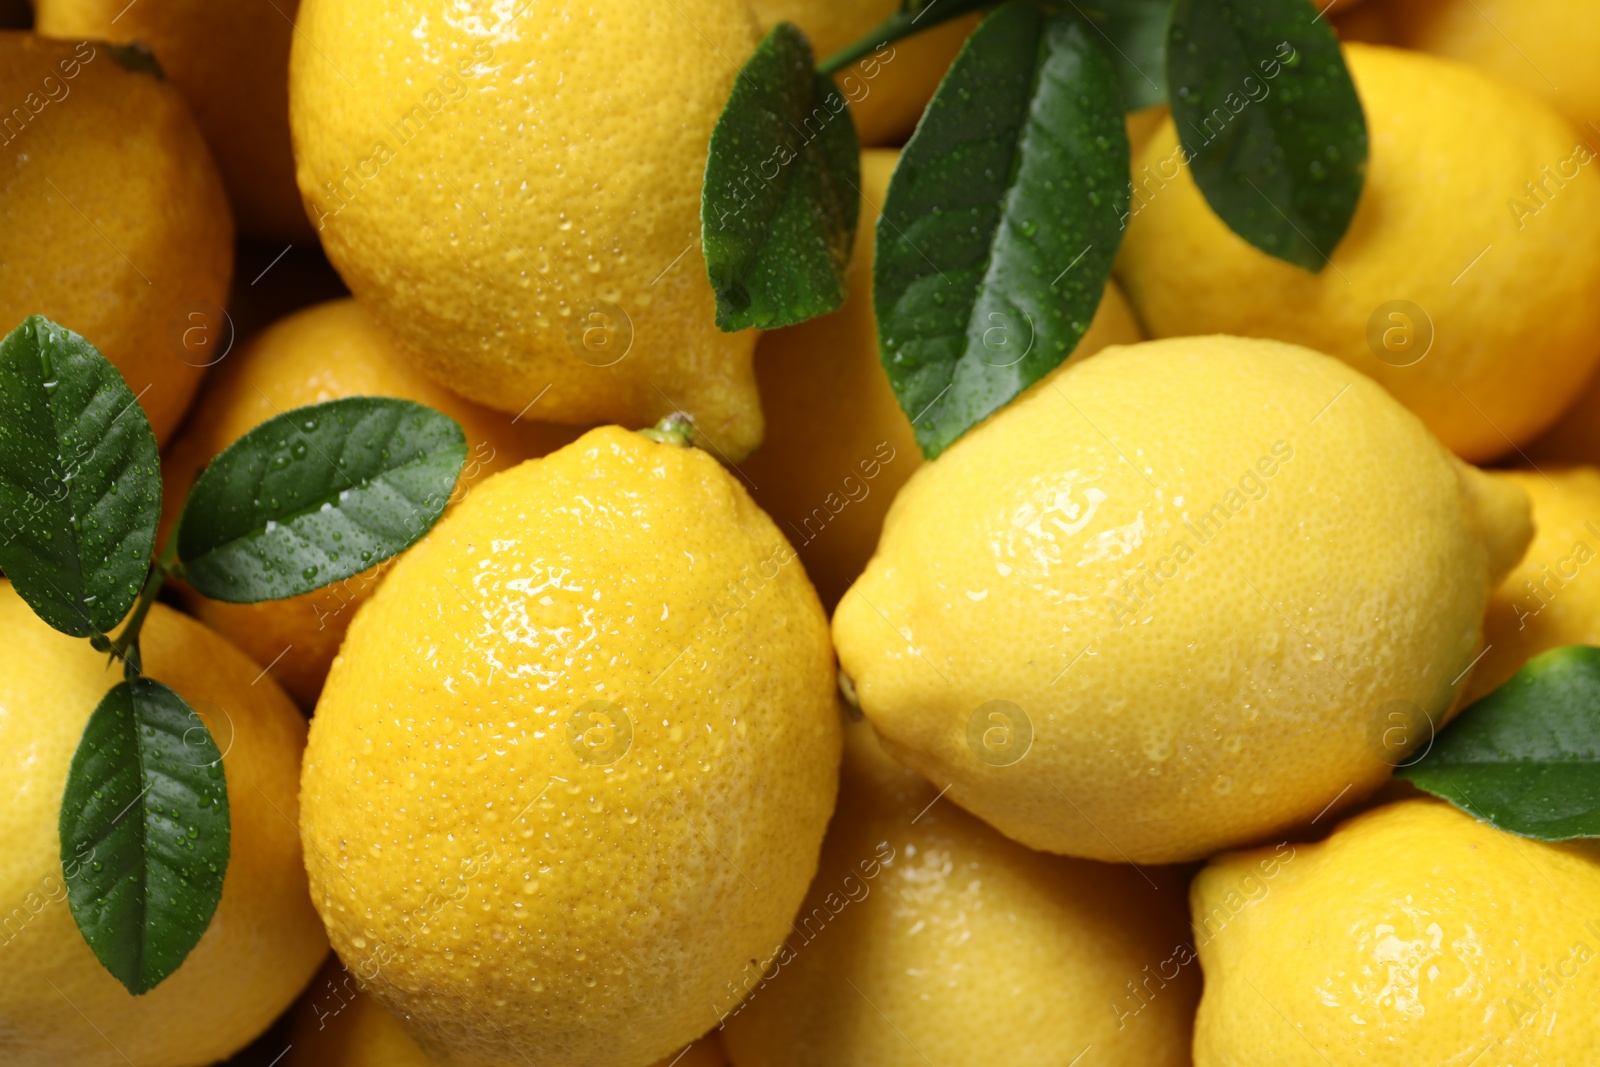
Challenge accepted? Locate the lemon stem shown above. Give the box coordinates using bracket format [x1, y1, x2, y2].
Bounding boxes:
[639, 412, 695, 448]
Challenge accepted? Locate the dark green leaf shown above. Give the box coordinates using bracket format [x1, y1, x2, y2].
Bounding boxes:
[819, 0, 995, 73]
[875, 2, 1130, 458]
[1166, 0, 1367, 269]
[703, 23, 861, 331]
[59, 678, 229, 995]
[1073, 0, 1171, 110]
[176, 397, 466, 603]
[0, 316, 159, 636]
[1398, 646, 1600, 841]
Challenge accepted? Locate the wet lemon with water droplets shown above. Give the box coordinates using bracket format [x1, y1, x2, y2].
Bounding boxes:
[289, 0, 766, 457]
[1192, 798, 1600, 1064]
[834, 335, 1530, 864]
[0, 581, 325, 1066]
[301, 427, 840, 1066]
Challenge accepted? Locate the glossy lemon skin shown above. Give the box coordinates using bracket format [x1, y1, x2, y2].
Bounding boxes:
[1117, 44, 1600, 462]
[0, 583, 326, 1066]
[1193, 799, 1600, 1065]
[721, 720, 1197, 1067]
[0, 32, 233, 445]
[834, 336, 1530, 864]
[301, 427, 841, 1067]
[289, 0, 765, 457]
[160, 299, 580, 709]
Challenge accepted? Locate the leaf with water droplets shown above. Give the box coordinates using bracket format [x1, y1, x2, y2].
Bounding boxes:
[703, 22, 861, 331]
[0, 316, 160, 636]
[1166, 0, 1367, 269]
[177, 397, 467, 602]
[59, 677, 229, 995]
[1399, 646, 1600, 841]
[875, 2, 1130, 458]
[1078, 0, 1172, 110]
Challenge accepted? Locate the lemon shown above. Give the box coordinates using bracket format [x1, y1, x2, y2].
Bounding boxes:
[34, 0, 310, 241]
[833, 336, 1531, 864]
[1117, 44, 1600, 462]
[742, 149, 1142, 609]
[721, 720, 1197, 1066]
[1390, 0, 1600, 132]
[1527, 371, 1600, 464]
[750, 0, 978, 147]
[289, 0, 766, 458]
[0, 581, 326, 1066]
[1464, 468, 1600, 703]
[301, 426, 841, 1067]
[160, 299, 580, 709]
[0, 32, 233, 445]
[1192, 798, 1600, 1063]
[287, 956, 732, 1067]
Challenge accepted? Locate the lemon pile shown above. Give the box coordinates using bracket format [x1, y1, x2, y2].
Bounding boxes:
[4, 2, 1600, 1066]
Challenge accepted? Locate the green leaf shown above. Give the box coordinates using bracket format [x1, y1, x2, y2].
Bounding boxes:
[819, 0, 995, 74]
[875, 1, 1131, 458]
[1166, 0, 1367, 270]
[703, 22, 861, 332]
[59, 678, 229, 995]
[1076, 0, 1172, 110]
[0, 316, 160, 637]
[176, 397, 467, 603]
[1398, 647, 1600, 841]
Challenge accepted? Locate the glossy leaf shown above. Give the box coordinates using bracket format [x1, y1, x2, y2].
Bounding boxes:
[1166, 0, 1367, 269]
[177, 397, 466, 603]
[0, 316, 160, 636]
[1399, 647, 1600, 841]
[703, 22, 861, 332]
[59, 678, 229, 994]
[875, 1, 1131, 457]
[1077, 0, 1172, 110]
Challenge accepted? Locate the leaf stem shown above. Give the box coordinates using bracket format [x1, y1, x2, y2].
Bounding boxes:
[818, 0, 993, 74]
[110, 536, 181, 676]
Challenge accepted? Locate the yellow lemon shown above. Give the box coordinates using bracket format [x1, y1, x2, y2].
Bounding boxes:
[833, 336, 1531, 864]
[750, 0, 978, 147]
[287, 957, 731, 1067]
[1389, 0, 1600, 133]
[0, 581, 326, 1066]
[289, 1, 765, 458]
[742, 149, 1143, 609]
[1117, 44, 1600, 462]
[0, 32, 233, 445]
[300, 426, 841, 1067]
[1192, 798, 1600, 1064]
[720, 720, 1198, 1066]
[1466, 468, 1600, 702]
[160, 299, 580, 709]
[34, 0, 310, 241]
